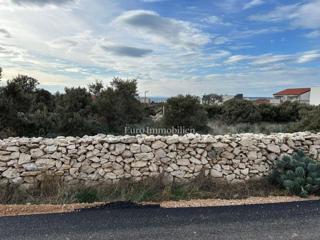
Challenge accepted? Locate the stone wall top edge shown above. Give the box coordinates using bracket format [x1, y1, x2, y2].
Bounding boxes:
[0, 131, 319, 144]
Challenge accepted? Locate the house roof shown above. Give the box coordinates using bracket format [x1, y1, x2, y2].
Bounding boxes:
[274, 88, 311, 96]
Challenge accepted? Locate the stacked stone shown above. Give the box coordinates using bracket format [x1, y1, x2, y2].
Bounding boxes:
[1, 132, 320, 189]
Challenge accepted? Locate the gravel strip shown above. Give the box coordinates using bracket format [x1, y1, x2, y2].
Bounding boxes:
[160, 196, 320, 208]
[0, 203, 105, 217]
[1, 197, 319, 217]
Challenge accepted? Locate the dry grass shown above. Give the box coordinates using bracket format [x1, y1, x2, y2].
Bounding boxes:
[0, 173, 287, 205]
[208, 120, 294, 135]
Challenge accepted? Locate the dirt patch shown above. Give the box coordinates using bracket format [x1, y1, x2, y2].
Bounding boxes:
[0, 203, 104, 217]
[160, 196, 320, 208]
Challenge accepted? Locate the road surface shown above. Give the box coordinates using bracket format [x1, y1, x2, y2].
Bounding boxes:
[0, 200, 320, 240]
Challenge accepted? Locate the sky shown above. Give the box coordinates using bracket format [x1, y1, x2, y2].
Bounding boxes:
[0, 0, 319, 97]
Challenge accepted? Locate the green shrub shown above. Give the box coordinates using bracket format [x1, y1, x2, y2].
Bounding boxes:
[204, 104, 222, 119]
[163, 95, 208, 132]
[294, 106, 320, 132]
[270, 151, 320, 197]
[222, 99, 262, 124]
[257, 103, 279, 122]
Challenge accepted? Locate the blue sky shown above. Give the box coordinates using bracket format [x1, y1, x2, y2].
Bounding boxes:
[0, 0, 319, 97]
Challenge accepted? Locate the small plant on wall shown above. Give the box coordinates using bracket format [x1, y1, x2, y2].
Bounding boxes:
[270, 151, 320, 197]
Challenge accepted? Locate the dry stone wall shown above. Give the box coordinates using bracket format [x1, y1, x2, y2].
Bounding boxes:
[1, 132, 320, 189]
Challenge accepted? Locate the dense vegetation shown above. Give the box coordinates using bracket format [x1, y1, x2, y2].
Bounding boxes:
[1, 67, 320, 138]
[0, 68, 144, 138]
[204, 98, 320, 134]
[204, 99, 309, 124]
[162, 95, 208, 132]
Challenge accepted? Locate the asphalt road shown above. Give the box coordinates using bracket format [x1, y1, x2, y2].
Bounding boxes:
[1, 200, 320, 240]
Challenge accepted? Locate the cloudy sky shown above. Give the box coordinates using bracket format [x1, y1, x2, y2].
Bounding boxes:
[0, 0, 319, 97]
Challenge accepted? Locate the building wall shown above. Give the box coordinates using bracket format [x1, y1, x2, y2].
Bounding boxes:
[1, 133, 320, 189]
[310, 87, 320, 106]
[299, 91, 310, 104]
[271, 92, 310, 105]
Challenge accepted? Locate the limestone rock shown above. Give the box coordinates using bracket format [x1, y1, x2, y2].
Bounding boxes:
[177, 159, 190, 166]
[31, 149, 45, 158]
[131, 161, 148, 168]
[6, 146, 19, 152]
[155, 149, 166, 159]
[211, 169, 223, 178]
[240, 168, 249, 175]
[226, 174, 236, 181]
[135, 152, 154, 161]
[105, 172, 117, 179]
[130, 144, 141, 153]
[9, 152, 20, 160]
[221, 151, 234, 160]
[151, 141, 167, 150]
[81, 165, 95, 174]
[35, 159, 56, 169]
[44, 145, 57, 153]
[247, 151, 258, 161]
[2, 168, 19, 179]
[114, 143, 126, 155]
[166, 136, 180, 144]
[141, 144, 152, 153]
[22, 163, 37, 171]
[267, 144, 280, 154]
[0, 155, 10, 162]
[18, 153, 32, 165]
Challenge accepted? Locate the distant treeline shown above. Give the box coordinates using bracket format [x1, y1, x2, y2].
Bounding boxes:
[163, 95, 320, 133]
[0, 67, 319, 138]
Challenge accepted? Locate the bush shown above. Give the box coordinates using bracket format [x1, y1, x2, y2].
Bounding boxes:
[270, 151, 320, 197]
[256, 103, 279, 122]
[222, 99, 262, 124]
[163, 95, 208, 132]
[276, 101, 306, 122]
[204, 104, 222, 119]
[95, 78, 144, 134]
[294, 106, 320, 132]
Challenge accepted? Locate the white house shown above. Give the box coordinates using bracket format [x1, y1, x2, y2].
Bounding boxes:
[271, 87, 320, 105]
[310, 87, 320, 106]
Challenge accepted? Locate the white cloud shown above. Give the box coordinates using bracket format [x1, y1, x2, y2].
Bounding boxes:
[250, 0, 320, 29]
[292, 0, 320, 29]
[243, 0, 264, 10]
[48, 38, 79, 49]
[114, 10, 210, 49]
[251, 54, 292, 65]
[305, 30, 320, 38]
[226, 50, 320, 65]
[202, 16, 231, 26]
[225, 55, 251, 64]
[212, 36, 230, 45]
[297, 50, 320, 63]
[250, 4, 299, 22]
